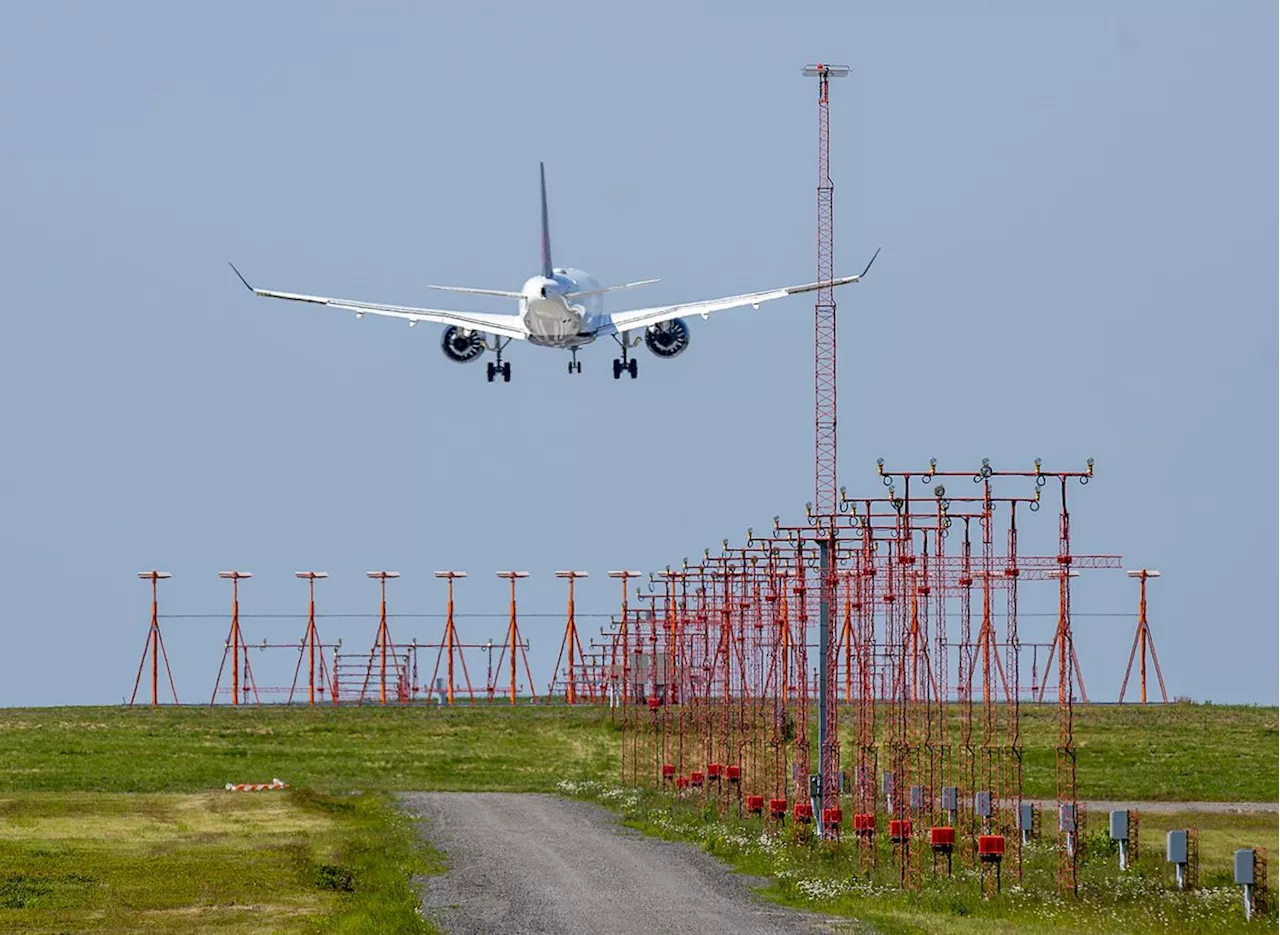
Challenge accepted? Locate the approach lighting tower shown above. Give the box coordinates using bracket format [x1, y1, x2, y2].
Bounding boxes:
[130, 570, 177, 707]
[366, 571, 401, 705]
[1119, 570, 1168, 703]
[294, 571, 329, 706]
[802, 62, 848, 515]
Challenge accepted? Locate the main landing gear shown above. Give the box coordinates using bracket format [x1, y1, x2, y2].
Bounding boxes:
[486, 338, 512, 383]
[567, 349, 582, 374]
[611, 334, 639, 380]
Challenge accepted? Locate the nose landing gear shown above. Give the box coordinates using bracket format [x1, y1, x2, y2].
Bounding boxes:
[567, 349, 582, 374]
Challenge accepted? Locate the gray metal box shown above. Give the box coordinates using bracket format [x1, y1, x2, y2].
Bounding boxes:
[1235, 849, 1255, 885]
[1058, 803, 1076, 832]
[1109, 809, 1129, 841]
[909, 785, 925, 809]
[882, 771, 895, 796]
[940, 786, 958, 811]
[1017, 802, 1035, 831]
[1166, 830, 1188, 864]
[809, 774, 821, 798]
[975, 790, 992, 818]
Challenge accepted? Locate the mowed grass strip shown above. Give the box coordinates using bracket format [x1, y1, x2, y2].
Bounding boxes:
[0, 706, 618, 794]
[1013, 702, 1278, 800]
[0, 790, 436, 934]
[0, 703, 1273, 799]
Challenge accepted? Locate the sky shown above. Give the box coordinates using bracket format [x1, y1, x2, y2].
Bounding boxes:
[0, 2, 1275, 706]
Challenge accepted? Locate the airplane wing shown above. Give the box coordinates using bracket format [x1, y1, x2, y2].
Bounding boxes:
[599, 252, 878, 336]
[229, 265, 528, 340]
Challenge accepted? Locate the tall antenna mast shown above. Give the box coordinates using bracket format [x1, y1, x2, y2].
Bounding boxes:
[802, 63, 849, 515]
[804, 62, 850, 837]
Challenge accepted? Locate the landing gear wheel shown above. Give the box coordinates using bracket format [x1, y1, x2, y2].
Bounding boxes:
[612, 359, 622, 380]
[575, 361, 582, 374]
[627, 358, 638, 379]
[486, 362, 496, 383]
[568, 361, 574, 375]
[501, 362, 512, 383]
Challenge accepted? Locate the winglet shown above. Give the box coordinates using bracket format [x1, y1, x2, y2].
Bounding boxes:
[228, 262, 254, 292]
[539, 162, 553, 279]
[859, 247, 881, 279]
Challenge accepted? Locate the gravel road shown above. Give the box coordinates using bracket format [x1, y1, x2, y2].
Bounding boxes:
[401, 793, 830, 935]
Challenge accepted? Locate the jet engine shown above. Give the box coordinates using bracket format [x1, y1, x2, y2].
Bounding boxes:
[440, 326, 486, 363]
[643, 318, 690, 358]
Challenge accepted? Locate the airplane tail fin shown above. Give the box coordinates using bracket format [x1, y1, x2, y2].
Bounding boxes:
[540, 162, 553, 279]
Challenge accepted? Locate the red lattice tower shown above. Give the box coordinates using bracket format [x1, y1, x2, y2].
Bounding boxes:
[803, 63, 848, 516]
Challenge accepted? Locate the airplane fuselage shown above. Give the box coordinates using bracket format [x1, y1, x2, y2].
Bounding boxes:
[519, 268, 603, 349]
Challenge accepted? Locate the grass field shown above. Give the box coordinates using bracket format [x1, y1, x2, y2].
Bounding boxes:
[1, 702, 1273, 799]
[0, 702, 1274, 933]
[0, 705, 616, 794]
[560, 780, 1279, 935]
[0, 789, 435, 934]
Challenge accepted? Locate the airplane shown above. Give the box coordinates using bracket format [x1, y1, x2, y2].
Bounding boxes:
[229, 163, 878, 383]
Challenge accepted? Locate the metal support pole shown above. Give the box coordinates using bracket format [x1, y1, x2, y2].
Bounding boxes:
[131, 571, 175, 707]
[609, 571, 642, 709]
[496, 571, 534, 704]
[216, 571, 254, 706]
[817, 537, 831, 831]
[366, 571, 400, 705]
[554, 571, 590, 704]
[295, 572, 328, 706]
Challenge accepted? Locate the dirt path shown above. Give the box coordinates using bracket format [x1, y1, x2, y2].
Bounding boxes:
[401, 793, 830, 935]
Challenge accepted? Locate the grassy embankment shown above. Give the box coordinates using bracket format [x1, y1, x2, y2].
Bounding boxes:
[0, 702, 1274, 933]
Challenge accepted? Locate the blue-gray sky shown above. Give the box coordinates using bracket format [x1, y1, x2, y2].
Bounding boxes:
[1, 3, 1275, 706]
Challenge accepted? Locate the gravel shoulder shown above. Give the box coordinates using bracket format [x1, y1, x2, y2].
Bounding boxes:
[400, 792, 832, 935]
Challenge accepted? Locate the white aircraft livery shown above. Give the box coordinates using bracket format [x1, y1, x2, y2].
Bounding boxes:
[230, 164, 877, 382]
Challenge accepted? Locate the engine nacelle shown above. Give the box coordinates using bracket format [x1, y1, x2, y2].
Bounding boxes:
[440, 326, 486, 363]
[644, 318, 691, 359]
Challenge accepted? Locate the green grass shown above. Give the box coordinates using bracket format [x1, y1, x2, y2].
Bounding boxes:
[1008, 702, 1277, 800]
[0, 702, 1273, 933]
[0, 788, 437, 934]
[0, 704, 618, 934]
[561, 780, 1279, 935]
[0, 705, 617, 793]
[0, 702, 1272, 799]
